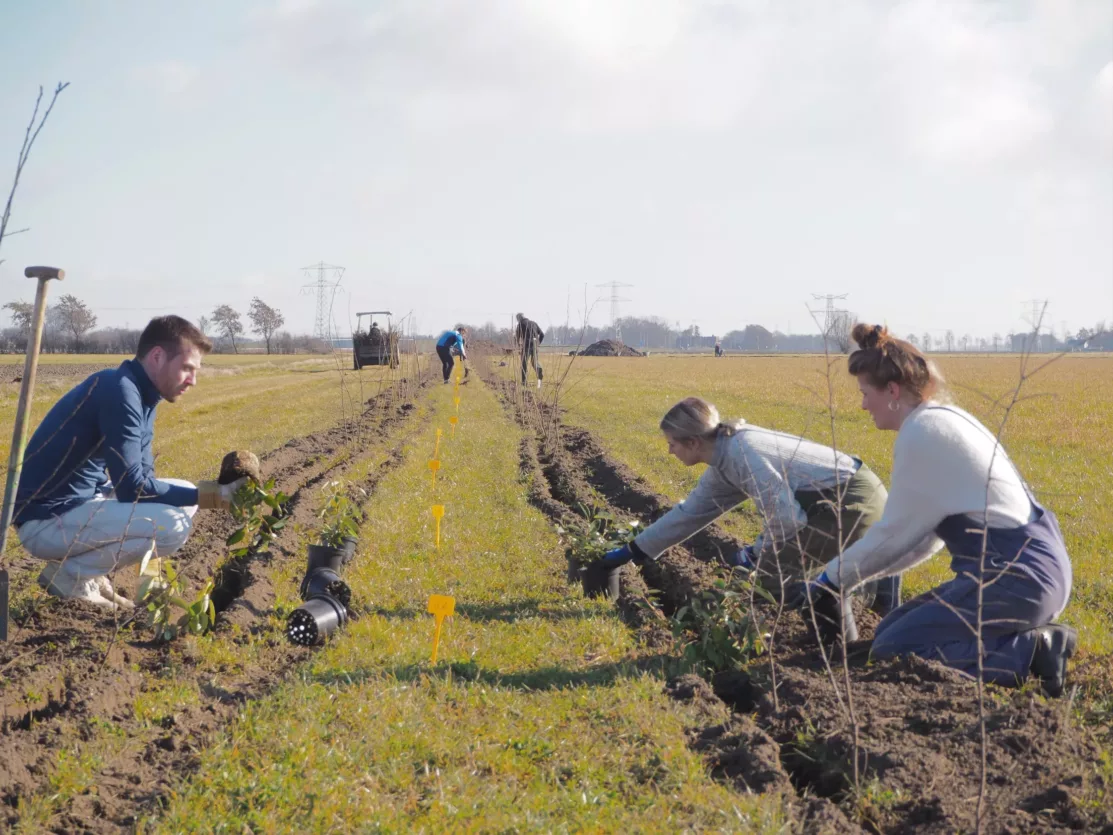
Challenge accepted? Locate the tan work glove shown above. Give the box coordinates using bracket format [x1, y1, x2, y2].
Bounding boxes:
[197, 476, 249, 510]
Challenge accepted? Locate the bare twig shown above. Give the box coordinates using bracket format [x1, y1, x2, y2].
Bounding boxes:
[0, 82, 70, 261]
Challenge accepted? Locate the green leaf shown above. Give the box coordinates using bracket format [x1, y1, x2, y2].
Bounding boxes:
[226, 528, 247, 546]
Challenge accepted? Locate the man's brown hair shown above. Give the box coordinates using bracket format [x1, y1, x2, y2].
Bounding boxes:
[136, 315, 213, 359]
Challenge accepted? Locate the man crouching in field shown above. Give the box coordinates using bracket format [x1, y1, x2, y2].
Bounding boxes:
[13, 315, 248, 610]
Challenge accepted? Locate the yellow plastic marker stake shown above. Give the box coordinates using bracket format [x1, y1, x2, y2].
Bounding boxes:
[454, 396, 460, 413]
[427, 593, 455, 664]
[449, 414, 458, 437]
[431, 504, 445, 549]
[434, 427, 443, 458]
[429, 459, 440, 487]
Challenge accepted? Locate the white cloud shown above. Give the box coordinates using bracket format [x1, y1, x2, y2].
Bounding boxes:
[242, 0, 1109, 166]
[138, 60, 201, 96]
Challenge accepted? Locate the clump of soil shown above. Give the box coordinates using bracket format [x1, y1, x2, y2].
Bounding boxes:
[577, 339, 645, 357]
[219, 449, 263, 484]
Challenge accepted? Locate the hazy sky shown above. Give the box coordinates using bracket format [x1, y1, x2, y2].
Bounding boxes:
[1, 1, 1111, 341]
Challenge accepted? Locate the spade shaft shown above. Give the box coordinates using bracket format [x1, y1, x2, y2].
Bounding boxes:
[0, 266, 65, 641]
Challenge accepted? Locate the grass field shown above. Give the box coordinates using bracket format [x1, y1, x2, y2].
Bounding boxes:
[0, 351, 1109, 832]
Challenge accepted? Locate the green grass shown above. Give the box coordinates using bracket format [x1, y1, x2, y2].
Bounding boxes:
[528, 353, 1113, 654]
[145, 376, 785, 832]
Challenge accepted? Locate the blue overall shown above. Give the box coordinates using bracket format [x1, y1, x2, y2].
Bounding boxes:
[871, 411, 1073, 685]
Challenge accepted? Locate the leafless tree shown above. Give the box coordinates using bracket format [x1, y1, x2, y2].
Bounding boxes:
[829, 311, 855, 353]
[0, 82, 70, 266]
[212, 304, 244, 353]
[55, 294, 98, 350]
[248, 297, 285, 354]
[3, 300, 33, 331]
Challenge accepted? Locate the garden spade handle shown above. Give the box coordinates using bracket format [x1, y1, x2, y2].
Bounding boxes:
[0, 266, 65, 641]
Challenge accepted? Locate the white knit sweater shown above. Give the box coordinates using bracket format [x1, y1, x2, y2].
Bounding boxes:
[825, 403, 1034, 589]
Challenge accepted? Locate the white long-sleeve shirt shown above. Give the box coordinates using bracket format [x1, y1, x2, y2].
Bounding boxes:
[633, 424, 859, 559]
[825, 403, 1034, 589]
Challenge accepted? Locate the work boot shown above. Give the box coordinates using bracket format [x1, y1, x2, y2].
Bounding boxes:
[95, 576, 136, 610]
[38, 564, 118, 610]
[1028, 624, 1078, 698]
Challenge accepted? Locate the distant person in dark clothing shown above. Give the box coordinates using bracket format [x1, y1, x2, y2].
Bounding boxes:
[515, 313, 544, 387]
[435, 326, 468, 383]
[714, 343, 723, 357]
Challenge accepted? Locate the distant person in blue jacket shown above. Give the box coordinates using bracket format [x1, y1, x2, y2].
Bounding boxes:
[15, 316, 249, 610]
[435, 326, 468, 383]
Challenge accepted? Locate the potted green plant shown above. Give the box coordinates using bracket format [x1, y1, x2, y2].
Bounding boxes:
[558, 503, 642, 600]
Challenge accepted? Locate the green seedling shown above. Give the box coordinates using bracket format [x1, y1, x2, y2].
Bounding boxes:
[560, 503, 641, 565]
[669, 576, 775, 674]
[136, 557, 217, 642]
[317, 479, 364, 547]
[226, 477, 290, 558]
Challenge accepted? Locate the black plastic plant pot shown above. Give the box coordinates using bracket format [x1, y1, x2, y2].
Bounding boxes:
[307, 543, 345, 573]
[287, 593, 348, 646]
[580, 560, 621, 601]
[299, 567, 352, 608]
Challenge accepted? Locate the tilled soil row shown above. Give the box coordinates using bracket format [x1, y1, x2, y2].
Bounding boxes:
[0, 367, 432, 832]
[483, 369, 1109, 835]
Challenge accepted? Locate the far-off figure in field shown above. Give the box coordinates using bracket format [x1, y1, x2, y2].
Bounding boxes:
[435, 326, 468, 383]
[515, 313, 545, 388]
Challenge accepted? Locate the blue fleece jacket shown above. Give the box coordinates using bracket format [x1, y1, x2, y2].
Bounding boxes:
[436, 330, 466, 355]
[14, 359, 198, 525]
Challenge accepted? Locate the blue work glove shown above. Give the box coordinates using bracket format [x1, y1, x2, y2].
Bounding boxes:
[601, 542, 648, 569]
[730, 544, 757, 570]
[783, 570, 839, 611]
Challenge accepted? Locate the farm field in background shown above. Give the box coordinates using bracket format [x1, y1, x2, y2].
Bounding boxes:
[0, 351, 1109, 832]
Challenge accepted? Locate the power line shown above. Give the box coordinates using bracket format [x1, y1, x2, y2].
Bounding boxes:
[808, 292, 848, 337]
[596, 281, 633, 339]
[300, 262, 345, 340]
[1021, 299, 1048, 332]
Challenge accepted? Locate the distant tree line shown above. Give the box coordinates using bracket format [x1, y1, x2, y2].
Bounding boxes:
[2, 294, 1108, 355]
[0, 295, 334, 355]
[456, 315, 1113, 354]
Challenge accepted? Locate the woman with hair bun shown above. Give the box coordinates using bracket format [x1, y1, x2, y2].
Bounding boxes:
[794, 324, 1076, 696]
[598, 396, 899, 628]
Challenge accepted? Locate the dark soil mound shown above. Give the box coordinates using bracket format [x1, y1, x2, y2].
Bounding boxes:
[577, 339, 645, 357]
